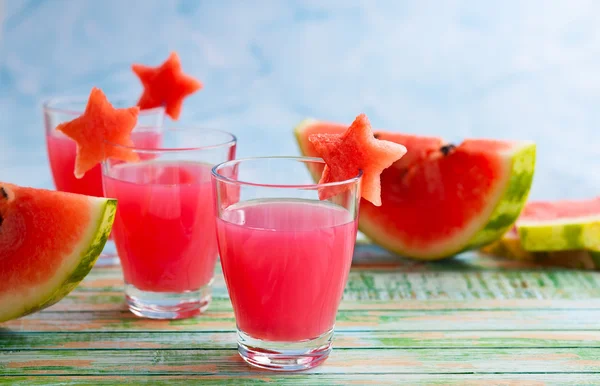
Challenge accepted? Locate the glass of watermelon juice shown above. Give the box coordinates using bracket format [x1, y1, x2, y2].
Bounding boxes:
[43, 97, 165, 267]
[102, 128, 237, 319]
[212, 156, 361, 371]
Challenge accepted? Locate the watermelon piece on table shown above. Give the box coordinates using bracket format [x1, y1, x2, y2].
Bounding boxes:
[132, 51, 202, 120]
[56, 87, 140, 178]
[481, 227, 600, 270]
[516, 197, 600, 251]
[295, 118, 536, 261]
[0, 182, 116, 322]
[307, 114, 407, 206]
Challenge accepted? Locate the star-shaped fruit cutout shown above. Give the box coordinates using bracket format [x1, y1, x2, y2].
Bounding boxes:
[308, 114, 407, 206]
[132, 52, 202, 120]
[57, 87, 140, 179]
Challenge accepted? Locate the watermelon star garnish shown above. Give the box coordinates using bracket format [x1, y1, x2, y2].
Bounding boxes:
[308, 114, 407, 206]
[56, 87, 140, 179]
[132, 51, 203, 120]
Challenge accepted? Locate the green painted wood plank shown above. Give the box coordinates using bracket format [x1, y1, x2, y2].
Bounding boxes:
[46, 290, 600, 312]
[75, 263, 600, 302]
[2, 308, 600, 332]
[1, 330, 600, 350]
[1, 374, 600, 386]
[353, 244, 600, 273]
[74, 245, 600, 279]
[1, 348, 600, 375]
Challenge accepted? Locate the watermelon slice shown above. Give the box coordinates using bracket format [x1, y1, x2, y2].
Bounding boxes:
[481, 228, 600, 270]
[56, 87, 140, 178]
[516, 198, 600, 251]
[307, 114, 407, 206]
[481, 198, 600, 269]
[295, 119, 536, 260]
[132, 52, 202, 120]
[0, 183, 116, 322]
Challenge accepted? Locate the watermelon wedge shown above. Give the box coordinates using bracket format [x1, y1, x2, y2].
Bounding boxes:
[295, 119, 536, 260]
[0, 183, 116, 322]
[517, 198, 600, 251]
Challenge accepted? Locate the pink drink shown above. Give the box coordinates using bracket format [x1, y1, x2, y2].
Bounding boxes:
[216, 199, 357, 342]
[103, 161, 217, 292]
[46, 132, 162, 196]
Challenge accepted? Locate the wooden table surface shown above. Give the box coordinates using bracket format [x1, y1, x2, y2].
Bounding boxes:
[2, 244, 600, 385]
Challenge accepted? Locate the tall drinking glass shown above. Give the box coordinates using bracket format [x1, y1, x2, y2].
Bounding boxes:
[212, 157, 361, 371]
[43, 97, 165, 266]
[102, 128, 236, 319]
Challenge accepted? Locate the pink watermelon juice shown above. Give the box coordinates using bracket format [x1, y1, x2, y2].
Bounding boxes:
[103, 160, 217, 292]
[216, 198, 357, 342]
[47, 131, 162, 197]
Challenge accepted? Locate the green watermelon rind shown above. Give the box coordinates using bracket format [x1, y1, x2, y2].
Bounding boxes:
[517, 217, 600, 252]
[463, 142, 537, 250]
[294, 118, 536, 260]
[0, 197, 117, 323]
[590, 250, 600, 269]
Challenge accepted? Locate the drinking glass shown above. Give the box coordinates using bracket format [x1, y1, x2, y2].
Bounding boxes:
[102, 128, 236, 319]
[43, 96, 165, 267]
[212, 156, 361, 371]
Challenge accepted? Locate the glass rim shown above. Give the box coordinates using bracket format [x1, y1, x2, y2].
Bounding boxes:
[211, 156, 363, 189]
[42, 95, 165, 116]
[103, 127, 237, 154]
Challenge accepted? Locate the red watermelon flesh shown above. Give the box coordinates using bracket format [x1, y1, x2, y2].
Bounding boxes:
[132, 52, 202, 120]
[56, 87, 140, 178]
[1, 184, 89, 292]
[307, 114, 407, 206]
[0, 183, 116, 322]
[519, 198, 600, 223]
[375, 132, 447, 172]
[365, 139, 517, 251]
[295, 119, 536, 260]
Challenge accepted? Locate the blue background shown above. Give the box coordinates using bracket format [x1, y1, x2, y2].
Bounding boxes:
[1, 0, 598, 199]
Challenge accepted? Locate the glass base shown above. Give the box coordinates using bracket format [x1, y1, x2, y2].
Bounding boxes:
[125, 281, 212, 320]
[95, 239, 120, 267]
[237, 328, 333, 371]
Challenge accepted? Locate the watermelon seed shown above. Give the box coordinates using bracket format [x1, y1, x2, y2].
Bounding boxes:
[0, 187, 7, 200]
[374, 133, 380, 139]
[440, 144, 456, 156]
